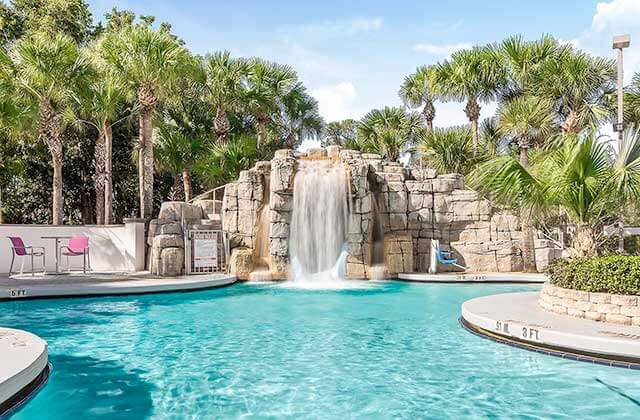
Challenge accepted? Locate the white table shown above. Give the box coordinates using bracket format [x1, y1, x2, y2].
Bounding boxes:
[40, 236, 71, 274]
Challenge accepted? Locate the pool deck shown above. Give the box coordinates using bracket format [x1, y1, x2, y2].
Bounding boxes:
[399, 272, 547, 283]
[461, 291, 640, 368]
[0, 327, 48, 416]
[0, 271, 237, 301]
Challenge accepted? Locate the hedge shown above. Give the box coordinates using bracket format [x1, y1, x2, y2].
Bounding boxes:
[546, 256, 640, 295]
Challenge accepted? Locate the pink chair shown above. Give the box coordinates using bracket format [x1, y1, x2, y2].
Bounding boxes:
[7, 236, 46, 276]
[60, 236, 91, 273]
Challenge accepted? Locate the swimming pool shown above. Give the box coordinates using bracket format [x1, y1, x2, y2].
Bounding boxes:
[2, 281, 640, 418]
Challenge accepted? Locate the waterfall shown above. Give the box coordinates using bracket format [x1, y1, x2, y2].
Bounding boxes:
[370, 191, 387, 279]
[289, 160, 349, 282]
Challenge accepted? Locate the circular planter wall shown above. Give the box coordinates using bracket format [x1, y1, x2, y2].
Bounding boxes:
[539, 283, 640, 326]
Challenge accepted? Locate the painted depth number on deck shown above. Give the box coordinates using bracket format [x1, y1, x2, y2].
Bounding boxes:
[495, 320, 542, 342]
[8, 289, 27, 298]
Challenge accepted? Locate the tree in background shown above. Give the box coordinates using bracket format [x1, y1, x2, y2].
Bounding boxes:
[435, 47, 504, 152]
[10, 32, 90, 224]
[357, 107, 422, 161]
[197, 133, 259, 187]
[101, 21, 189, 218]
[399, 65, 440, 132]
[244, 59, 298, 149]
[279, 83, 323, 149]
[203, 51, 248, 143]
[322, 119, 357, 148]
[417, 126, 485, 175]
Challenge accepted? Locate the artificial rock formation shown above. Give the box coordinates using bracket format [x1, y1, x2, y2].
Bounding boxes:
[221, 147, 561, 280]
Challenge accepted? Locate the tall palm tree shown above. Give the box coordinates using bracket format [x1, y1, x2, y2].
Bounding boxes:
[203, 51, 248, 143]
[10, 32, 90, 224]
[399, 65, 440, 132]
[533, 45, 615, 134]
[244, 59, 297, 149]
[496, 95, 555, 167]
[498, 34, 558, 100]
[494, 95, 555, 271]
[80, 43, 130, 224]
[624, 72, 640, 125]
[280, 84, 324, 149]
[435, 46, 504, 152]
[101, 24, 189, 218]
[357, 107, 422, 161]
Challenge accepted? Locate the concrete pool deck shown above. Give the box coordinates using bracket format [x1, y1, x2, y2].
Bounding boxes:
[0, 328, 48, 416]
[399, 272, 547, 283]
[461, 291, 640, 368]
[0, 271, 237, 300]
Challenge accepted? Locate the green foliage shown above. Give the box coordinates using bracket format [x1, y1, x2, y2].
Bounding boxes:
[357, 107, 422, 161]
[547, 256, 640, 295]
[196, 134, 259, 187]
[322, 119, 357, 148]
[417, 126, 485, 175]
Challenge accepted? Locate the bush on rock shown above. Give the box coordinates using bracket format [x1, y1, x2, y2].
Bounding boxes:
[546, 256, 640, 295]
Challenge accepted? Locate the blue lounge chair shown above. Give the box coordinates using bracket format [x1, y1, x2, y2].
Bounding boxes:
[435, 245, 467, 270]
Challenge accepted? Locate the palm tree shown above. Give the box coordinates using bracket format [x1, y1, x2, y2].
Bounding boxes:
[196, 133, 259, 187]
[154, 122, 206, 202]
[493, 95, 555, 271]
[533, 45, 615, 134]
[496, 95, 555, 167]
[280, 84, 324, 149]
[203, 51, 248, 143]
[101, 24, 189, 218]
[399, 65, 440, 132]
[10, 32, 90, 224]
[417, 126, 484, 175]
[322, 119, 358, 148]
[470, 132, 616, 260]
[498, 35, 558, 100]
[435, 46, 504, 152]
[624, 73, 640, 125]
[244, 59, 297, 149]
[357, 107, 422, 161]
[80, 43, 130, 224]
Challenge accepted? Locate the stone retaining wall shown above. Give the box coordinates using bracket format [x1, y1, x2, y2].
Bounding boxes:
[539, 283, 640, 325]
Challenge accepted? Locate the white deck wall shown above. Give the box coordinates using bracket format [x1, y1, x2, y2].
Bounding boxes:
[0, 220, 146, 274]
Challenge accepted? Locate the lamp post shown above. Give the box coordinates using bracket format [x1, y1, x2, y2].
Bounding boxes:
[613, 34, 631, 252]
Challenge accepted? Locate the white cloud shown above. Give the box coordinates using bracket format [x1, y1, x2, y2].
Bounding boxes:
[592, 0, 640, 32]
[412, 42, 472, 57]
[573, 0, 640, 83]
[310, 82, 358, 122]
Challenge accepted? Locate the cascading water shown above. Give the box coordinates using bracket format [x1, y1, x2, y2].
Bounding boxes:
[369, 191, 387, 279]
[289, 160, 349, 283]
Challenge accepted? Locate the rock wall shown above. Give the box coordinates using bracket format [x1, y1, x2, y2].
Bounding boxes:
[221, 146, 562, 280]
[540, 283, 640, 325]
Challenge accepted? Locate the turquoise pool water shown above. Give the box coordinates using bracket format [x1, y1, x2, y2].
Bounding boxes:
[2, 281, 640, 418]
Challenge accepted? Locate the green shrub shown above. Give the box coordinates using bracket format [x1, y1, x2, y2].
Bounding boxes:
[546, 256, 640, 295]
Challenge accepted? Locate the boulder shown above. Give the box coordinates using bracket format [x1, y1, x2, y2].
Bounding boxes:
[158, 202, 203, 222]
[229, 248, 253, 280]
[160, 247, 184, 276]
[153, 234, 184, 249]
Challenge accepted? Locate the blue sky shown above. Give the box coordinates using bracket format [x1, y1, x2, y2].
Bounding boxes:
[87, 0, 640, 130]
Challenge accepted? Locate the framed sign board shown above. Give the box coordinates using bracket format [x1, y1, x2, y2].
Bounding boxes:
[193, 231, 218, 268]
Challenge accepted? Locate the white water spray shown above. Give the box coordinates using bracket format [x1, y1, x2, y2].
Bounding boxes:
[289, 160, 349, 284]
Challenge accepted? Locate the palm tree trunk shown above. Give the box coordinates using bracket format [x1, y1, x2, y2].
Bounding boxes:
[257, 122, 266, 149]
[574, 223, 597, 257]
[104, 124, 113, 224]
[464, 98, 481, 154]
[39, 98, 64, 225]
[182, 169, 192, 202]
[518, 137, 536, 272]
[94, 131, 106, 225]
[52, 154, 63, 225]
[139, 108, 155, 218]
[423, 101, 435, 133]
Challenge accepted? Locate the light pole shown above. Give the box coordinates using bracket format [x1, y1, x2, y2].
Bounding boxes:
[613, 34, 631, 252]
